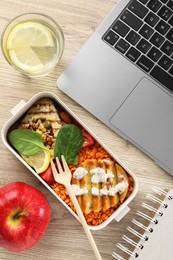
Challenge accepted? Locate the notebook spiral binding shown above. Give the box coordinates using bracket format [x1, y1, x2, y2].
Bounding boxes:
[112, 187, 173, 260]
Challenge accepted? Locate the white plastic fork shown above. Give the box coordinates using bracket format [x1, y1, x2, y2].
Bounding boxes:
[51, 155, 102, 260]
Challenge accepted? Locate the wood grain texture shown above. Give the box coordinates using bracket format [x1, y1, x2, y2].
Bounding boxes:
[0, 1, 173, 259]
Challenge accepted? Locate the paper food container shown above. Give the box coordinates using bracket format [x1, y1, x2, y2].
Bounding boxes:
[1, 92, 138, 230]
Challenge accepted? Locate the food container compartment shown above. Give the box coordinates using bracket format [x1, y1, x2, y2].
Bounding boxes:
[1, 92, 138, 230]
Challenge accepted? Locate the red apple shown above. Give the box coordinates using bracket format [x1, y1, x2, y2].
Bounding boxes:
[0, 182, 51, 252]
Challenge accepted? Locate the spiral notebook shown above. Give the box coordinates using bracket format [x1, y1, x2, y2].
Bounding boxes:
[112, 187, 173, 260]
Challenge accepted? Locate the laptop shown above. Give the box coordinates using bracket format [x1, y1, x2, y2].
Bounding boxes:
[57, 0, 173, 176]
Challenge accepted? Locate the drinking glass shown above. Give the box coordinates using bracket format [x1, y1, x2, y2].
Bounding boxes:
[1, 13, 64, 77]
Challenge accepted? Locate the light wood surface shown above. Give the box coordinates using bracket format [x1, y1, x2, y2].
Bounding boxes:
[0, 1, 173, 260]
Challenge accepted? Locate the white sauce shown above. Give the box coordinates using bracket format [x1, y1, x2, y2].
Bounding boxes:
[91, 187, 100, 196]
[107, 172, 115, 180]
[90, 181, 129, 196]
[90, 167, 114, 183]
[73, 167, 88, 180]
[114, 181, 128, 194]
[72, 166, 129, 196]
[118, 174, 125, 179]
[100, 187, 108, 196]
[71, 184, 88, 196]
[107, 187, 116, 196]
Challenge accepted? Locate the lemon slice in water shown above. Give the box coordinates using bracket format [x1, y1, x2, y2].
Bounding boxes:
[6, 22, 54, 72]
[9, 47, 44, 72]
[7, 22, 54, 49]
[23, 150, 51, 174]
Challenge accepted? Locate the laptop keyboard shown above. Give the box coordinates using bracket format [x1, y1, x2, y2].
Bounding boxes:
[102, 0, 173, 92]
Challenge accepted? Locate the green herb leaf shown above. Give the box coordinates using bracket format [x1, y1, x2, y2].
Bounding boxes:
[54, 124, 83, 165]
[8, 129, 49, 156]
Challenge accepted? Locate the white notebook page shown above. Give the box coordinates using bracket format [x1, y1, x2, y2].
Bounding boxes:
[129, 188, 173, 260]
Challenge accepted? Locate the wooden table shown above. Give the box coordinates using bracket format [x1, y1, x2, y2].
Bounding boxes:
[0, 1, 173, 259]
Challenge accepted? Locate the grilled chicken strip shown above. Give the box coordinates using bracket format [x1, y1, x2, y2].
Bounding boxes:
[18, 97, 62, 150]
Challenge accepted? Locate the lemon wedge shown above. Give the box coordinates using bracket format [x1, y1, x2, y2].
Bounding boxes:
[7, 22, 54, 49]
[24, 150, 51, 174]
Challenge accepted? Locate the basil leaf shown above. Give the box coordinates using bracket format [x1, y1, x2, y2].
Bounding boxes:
[54, 124, 83, 165]
[9, 129, 49, 156]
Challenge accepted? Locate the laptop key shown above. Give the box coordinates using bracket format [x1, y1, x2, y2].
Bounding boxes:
[128, 0, 148, 18]
[137, 55, 154, 72]
[147, 0, 162, 12]
[103, 30, 119, 45]
[169, 16, 173, 26]
[161, 40, 173, 55]
[126, 46, 141, 61]
[167, 0, 173, 10]
[147, 46, 162, 61]
[150, 32, 165, 47]
[158, 55, 173, 70]
[158, 6, 172, 21]
[120, 10, 143, 31]
[145, 12, 159, 27]
[137, 38, 152, 53]
[115, 38, 130, 53]
[138, 0, 149, 4]
[112, 20, 130, 37]
[160, 0, 168, 3]
[126, 30, 141, 45]
[139, 24, 154, 39]
[150, 65, 173, 91]
[169, 66, 173, 76]
[155, 20, 170, 35]
[166, 28, 173, 43]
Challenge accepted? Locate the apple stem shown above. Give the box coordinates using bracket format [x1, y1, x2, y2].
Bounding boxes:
[7, 210, 28, 227]
[13, 211, 27, 220]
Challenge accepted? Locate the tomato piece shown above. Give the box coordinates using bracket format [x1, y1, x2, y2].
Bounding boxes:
[82, 130, 95, 147]
[39, 165, 55, 185]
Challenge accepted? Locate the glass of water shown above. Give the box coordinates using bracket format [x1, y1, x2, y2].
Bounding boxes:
[1, 13, 64, 77]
